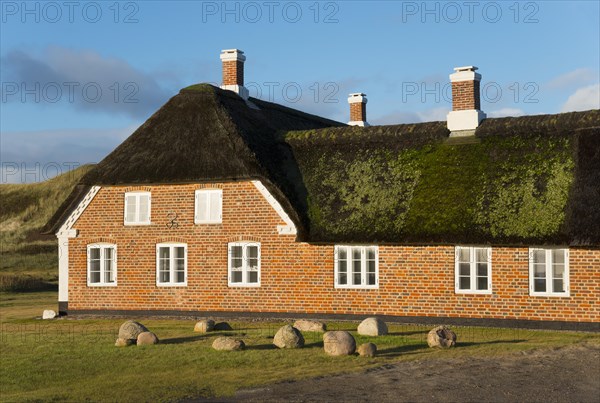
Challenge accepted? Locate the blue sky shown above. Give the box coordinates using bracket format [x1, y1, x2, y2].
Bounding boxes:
[1, 0, 599, 182]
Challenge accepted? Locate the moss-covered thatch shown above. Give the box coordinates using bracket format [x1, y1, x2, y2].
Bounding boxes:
[44, 82, 600, 246]
[286, 111, 600, 245]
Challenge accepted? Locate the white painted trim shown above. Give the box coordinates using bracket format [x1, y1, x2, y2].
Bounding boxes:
[348, 93, 368, 104]
[450, 68, 481, 83]
[156, 243, 188, 287]
[220, 49, 246, 62]
[87, 243, 118, 287]
[251, 180, 297, 235]
[447, 109, 486, 132]
[195, 189, 223, 224]
[220, 84, 249, 100]
[334, 245, 379, 289]
[454, 246, 493, 295]
[528, 247, 570, 297]
[55, 186, 101, 304]
[124, 191, 152, 226]
[56, 186, 101, 236]
[57, 236, 70, 302]
[348, 121, 370, 127]
[228, 241, 261, 287]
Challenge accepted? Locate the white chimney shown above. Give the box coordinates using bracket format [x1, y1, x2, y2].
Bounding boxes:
[220, 49, 249, 100]
[348, 93, 369, 127]
[446, 66, 486, 135]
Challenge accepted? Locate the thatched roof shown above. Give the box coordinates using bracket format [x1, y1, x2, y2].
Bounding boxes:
[43, 84, 343, 234]
[286, 110, 600, 245]
[44, 83, 600, 246]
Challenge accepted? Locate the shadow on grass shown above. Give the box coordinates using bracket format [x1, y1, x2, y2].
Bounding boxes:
[160, 335, 208, 345]
[457, 339, 527, 347]
[376, 343, 427, 357]
[387, 330, 429, 337]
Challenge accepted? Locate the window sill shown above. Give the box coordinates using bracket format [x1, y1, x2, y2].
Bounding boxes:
[156, 283, 188, 287]
[195, 221, 222, 225]
[455, 290, 493, 295]
[87, 283, 118, 287]
[530, 292, 570, 298]
[228, 283, 261, 288]
[334, 285, 379, 290]
[124, 222, 152, 226]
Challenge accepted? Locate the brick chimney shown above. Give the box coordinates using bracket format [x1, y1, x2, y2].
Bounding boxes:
[446, 66, 486, 135]
[220, 49, 249, 100]
[348, 93, 369, 127]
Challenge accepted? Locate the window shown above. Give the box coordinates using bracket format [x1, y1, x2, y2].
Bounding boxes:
[455, 246, 492, 294]
[156, 243, 187, 286]
[228, 242, 260, 287]
[529, 248, 569, 297]
[195, 189, 222, 224]
[124, 192, 151, 225]
[87, 244, 117, 286]
[334, 246, 378, 289]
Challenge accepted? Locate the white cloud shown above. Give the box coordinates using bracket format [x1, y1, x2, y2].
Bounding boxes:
[487, 108, 525, 118]
[561, 84, 600, 112]
[545, 68, 597, 90]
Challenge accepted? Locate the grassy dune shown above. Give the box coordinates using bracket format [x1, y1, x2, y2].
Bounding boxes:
[0, 165, 93, 288]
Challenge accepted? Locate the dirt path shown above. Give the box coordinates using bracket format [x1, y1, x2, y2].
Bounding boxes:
[197, 343, 600, 402]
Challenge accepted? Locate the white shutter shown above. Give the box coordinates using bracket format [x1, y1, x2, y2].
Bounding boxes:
[209, 190, 221, 222]
[197, 191, 209, 223]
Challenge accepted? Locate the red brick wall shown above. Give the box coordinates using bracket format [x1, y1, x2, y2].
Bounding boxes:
[222, 60, 244, 86]
[452, 80, 481, 111]
[67, 182, 600, 323]
[350, 102, 366, 122]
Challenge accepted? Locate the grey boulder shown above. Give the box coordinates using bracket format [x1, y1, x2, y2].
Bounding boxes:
[118, 320, 149, 342]
[358, 342, 377, 357]
[273, 325, 304, 349]
[323, 331, 356, 356]
[137, 332, 159, 345]
[427, 325, 457, 348]
[293, 319, 326, 333]
[212, 337, 245, 351]
[194, 319, 215, 333]
[357, 317, 388, 336]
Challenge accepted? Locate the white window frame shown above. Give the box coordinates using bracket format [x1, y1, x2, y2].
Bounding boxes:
[87, 243, 117, 287]
[195, 189, 222, 224]
[454, 246, 493, 295]
[334, 245, 379, 289]
[124, 191, 151, 225]
[529, 247, 570, 297]
[228, 242, 261, 287]
[156, 243, 188, 287]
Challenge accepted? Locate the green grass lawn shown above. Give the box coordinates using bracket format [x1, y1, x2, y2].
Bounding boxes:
[1, 291, 599, 401]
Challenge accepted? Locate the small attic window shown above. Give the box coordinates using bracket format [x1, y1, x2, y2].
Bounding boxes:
[195, 189, 222, 224]
[124, 192, 151, 225]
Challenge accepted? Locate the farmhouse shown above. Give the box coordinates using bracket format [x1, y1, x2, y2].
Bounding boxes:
[44, 50, 600, 330]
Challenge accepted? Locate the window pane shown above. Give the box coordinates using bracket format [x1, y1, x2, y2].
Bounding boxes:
[553, 279, 564, 293]
[231, 246, 242, 259]
[532, 250, 545, 263]
[459, 276, 470, 290]
[138, 195, 149, 222]
[248, 271, 258, 283]
[248, 258, 258, 271]
[367, 248, 376, 261]
[104, 248, 114, 283]
[232, 271, 243, 283]
[367, 272, 376, 286]
[126, 195, 136, 222]
[552, 249, 565, 264]
[159, 247, 170, 259]
[176, 270, 185, 283]
[352, 248, 361, 285]
[91, 271, 101, 283]
[477, 276, 488, 290]
[477, 262, 487, 277]
[175, 247, 185, 259]
[338, 248, 347, 260]
[458, 248, 470, 262]
[459, 263, 470, 277]
[534, 278, 546, 292]
[197, 192, 208, 222]
[90, 248, 100, 260]
[338, 272, 347, 285]
[476, 248, 488, 262]
[247, 246, 258, 259]
[553, 264, 564, 277]
[534, 264, 546, 277]
[209, 192, 221, 221]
